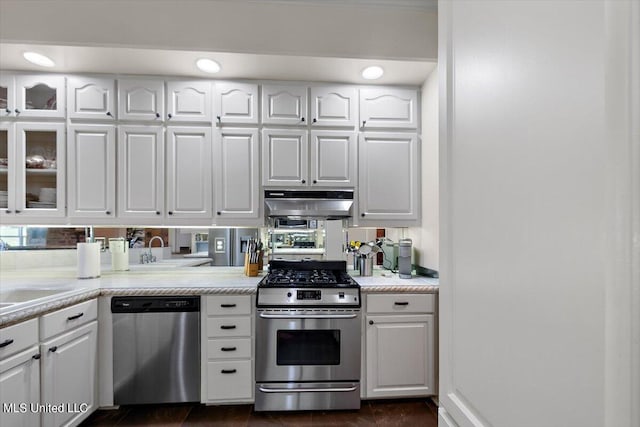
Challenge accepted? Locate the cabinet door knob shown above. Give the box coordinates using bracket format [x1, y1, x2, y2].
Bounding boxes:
[312, 118, 317, 123]
[368, 320, 374, 325]
[14, 109, 20, 114]
[361, 213, 365, 217]
[156, 211, 161, 215]
[106, 111, 113, 117]
[32, 353, 41, 360]
[168, 211, 173, 215]
[5, 108, 10, 114]
[301, 117, 305, 122]
[301, 179, 306, 184]
[106, 210, 111, 215]
[155, 112, 160, 119]
[15, 210, 21, 214]
[362, 120, 366, 127]
[48, 346, 58, 353]
[5, 210, 12, 214]
[216, 211, 221, 215]
[167, 113, 173, 119]
[216, 116, 221, 122]
[313, 180, 317, 184]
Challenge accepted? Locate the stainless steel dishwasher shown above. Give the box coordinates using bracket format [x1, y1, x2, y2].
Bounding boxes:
[112, 296, 200, 405]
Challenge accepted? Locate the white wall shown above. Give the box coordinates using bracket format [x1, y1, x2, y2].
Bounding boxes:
[437, 1, 638, 426]
[406, 68, 439, 271]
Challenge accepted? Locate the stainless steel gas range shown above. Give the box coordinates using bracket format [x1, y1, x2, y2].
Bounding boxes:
[254, 260, 361, 411]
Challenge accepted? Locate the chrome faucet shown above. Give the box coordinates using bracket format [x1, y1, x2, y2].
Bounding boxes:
[147, 236, 164, 263]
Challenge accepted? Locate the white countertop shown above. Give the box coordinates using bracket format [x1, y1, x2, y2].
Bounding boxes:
[0, 263, 437, 327]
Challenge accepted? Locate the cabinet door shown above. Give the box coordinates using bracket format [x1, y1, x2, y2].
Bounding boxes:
[262, 129, 308, 187]
[0, 75, 15, 118]
[14, 75, 65, 119]
[365, 314, 435, 398]
[262, 85, 308, 125]
[166, 126, 212, 219]
[166, 81, 212, 123]
[214, 82, 259, 125]
[0, 346, 41, 427]
[0, 122, 15, 217]
[67, 125, 116, 219]
[118, 79, 164, 122]
[40, 321, 97, 427]
[67, 76, 116, 120]
[358, 132, 419, 223]
[118, 126, 164, 222]
[310, 86, 357, 127]
[360, 88, 418, 129]
[214, 128, 260, 222]
[310, 130, 356, 187]
[15, 123, 66, 218]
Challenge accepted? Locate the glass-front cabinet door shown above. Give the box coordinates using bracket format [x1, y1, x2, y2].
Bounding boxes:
[0, 123, 13, 216]
[0, 75, 15, 118]
[14, 123, 66, 217]
[14, 75, 66, 118]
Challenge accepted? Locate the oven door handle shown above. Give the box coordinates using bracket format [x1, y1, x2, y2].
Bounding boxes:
[258, 385, 358, 393]
[258, 313, 358, 320]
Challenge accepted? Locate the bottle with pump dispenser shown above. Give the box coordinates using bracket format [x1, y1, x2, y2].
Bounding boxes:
[398, 238, 412, 279]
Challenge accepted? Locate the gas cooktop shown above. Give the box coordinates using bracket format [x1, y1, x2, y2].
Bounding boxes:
[259, 260, 359, 288]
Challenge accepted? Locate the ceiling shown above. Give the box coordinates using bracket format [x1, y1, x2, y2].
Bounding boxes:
[0, 0, 438, 85]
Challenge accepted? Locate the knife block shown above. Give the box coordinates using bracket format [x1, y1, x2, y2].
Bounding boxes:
[244, 253, 259, 277]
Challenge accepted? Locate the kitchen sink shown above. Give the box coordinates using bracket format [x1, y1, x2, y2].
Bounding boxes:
[0, 288, 75, 304]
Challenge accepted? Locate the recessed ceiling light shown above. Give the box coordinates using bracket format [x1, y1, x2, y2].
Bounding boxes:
[23, 52, 55, 67]
[196, 58, 221, 74]
[361, 66, 384, 80]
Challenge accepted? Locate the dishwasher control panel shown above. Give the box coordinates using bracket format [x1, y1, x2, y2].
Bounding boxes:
[111, 296, 200, 313]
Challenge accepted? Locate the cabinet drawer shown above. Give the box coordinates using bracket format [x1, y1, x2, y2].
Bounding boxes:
[205, 295, 251, 316]
[207, 338, 252, 359]
[366, 294, 435, 314]
[0, 318, 38, 359]
[206, 359, 253, 401]
[206, 316, 251, 338]
[39, 299, 98, 340]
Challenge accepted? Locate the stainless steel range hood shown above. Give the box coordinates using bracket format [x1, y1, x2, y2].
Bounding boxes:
[265, 190, 354, 219]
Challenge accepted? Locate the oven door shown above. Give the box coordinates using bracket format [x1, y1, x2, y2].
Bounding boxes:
[255, 309, 361, 383]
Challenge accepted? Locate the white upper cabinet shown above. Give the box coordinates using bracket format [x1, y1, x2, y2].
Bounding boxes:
[67, 124, 116, 219]
[359, 88, 418, 129]
[166, 81, 212, 123]
[67, 76, 116, 120]
[262, 129, 308, 187]
[13, 75, 66, 119]
[310, 86, 357, 127]
[214, 82, 259, 125]
[262, 84, 307, 125]
[214, 128, 260, 223]
[117, 126, 164, 222]
[165, 126, 212, 220]
[0, 75, 16, 118]
[310, 130, 356, 187]
[118, 79, 164, 122]
[358, 132, 419, 223]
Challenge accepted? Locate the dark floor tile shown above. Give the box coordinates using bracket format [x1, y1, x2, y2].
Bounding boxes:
[182, 404, 251, 427]
[368, 399, 437, 427]
[113, 404, 192, 426]
[248, 409, 313, 427]
[81, 407, 131, 426]
[310, 404, 376, 427]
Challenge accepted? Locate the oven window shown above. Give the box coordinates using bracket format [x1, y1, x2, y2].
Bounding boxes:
[276, 330, 340, 365]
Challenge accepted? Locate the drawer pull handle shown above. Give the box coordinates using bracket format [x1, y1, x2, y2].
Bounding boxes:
[220, 325, 236, 330]
[67, 312, 84, 321]
[394, 302, 409, 306]
[32, 353, 41, 360]
[221, 369, 237, 374]
[221, 346, 237, 352]
[49, 346, 58, 353]
[0, 339, 14, 348]
[220, 303, 236, 308]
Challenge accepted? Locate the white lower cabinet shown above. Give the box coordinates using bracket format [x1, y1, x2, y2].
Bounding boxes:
[40, 321, 97, 427]
[202, 295, 253, 404]
[364, 294, 436, 398]
[0, 318, 40, 427]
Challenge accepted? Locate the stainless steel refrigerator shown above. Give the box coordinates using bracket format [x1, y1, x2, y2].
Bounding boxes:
[208, 228, 259, 266]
